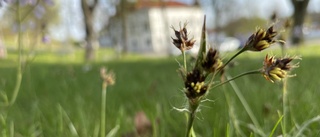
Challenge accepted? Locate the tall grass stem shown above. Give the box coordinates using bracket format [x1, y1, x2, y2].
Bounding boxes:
[282, 79, 288, 137]
[182, 50, 187, 71]
[8, 0, 23, 106]
[101, 83, 107, 137]
[186, 101, 199, 137]
[221, 48, 246, 70]
[210, 70, 261, 90]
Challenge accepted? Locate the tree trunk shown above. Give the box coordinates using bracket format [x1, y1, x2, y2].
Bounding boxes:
[119, 0, 128, 54]
[81, 0, 97, 61]
[290, 0, 309, 45]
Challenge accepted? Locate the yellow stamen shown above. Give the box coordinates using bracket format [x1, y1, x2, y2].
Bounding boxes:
[256, 29, 266, 39]
[256, 40, 269, 50]
[270, 73, 281, 81]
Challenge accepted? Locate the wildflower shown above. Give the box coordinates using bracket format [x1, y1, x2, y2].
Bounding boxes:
[201, 48, 223, 73]
[100, 67, 115, 86]
[262, 55, 299, 83]
[171, 23, 196, 51]
[244, 25, 284, 51]
[184, 69, 208, 99]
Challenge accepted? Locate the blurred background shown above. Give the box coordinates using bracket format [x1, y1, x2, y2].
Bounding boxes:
[0, 0, 320, 136]
[0, 0, 319, 59]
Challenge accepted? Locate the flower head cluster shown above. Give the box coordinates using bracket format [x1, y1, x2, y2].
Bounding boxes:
[202, 48, 223, 73]
[171, 23, 196, 51]
[184, 69, 208, 99]
[183, 48, 222, 100]
[262, 55, 299, 83]
[172, 19, 223, 100]
[100, 67, 115, 86]
[244, 25, 284, 51]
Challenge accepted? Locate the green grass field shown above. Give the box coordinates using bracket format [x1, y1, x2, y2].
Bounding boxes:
[1, 45, 320, 137]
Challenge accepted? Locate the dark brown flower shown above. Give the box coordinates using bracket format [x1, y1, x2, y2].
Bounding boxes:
[171, 23, 196, 51]
[201, 48, 223, 73]
[184, 69, 207, 99]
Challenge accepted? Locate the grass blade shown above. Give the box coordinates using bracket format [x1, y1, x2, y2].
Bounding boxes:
[294, 115, 320, 137]
[225, 74, 266, 136]
[226, 123, 230, 137]
[106, 124, 120, 137]
[58, 104, 80, 137]
[269, 115, 284, 137]
[194, 15, 207, 70]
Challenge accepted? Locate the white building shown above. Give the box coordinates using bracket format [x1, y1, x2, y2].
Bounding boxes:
[107, 1, 204, 55]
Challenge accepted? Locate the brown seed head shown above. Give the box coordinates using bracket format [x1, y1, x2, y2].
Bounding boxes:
[171, 23, 195, 51]
[266, 26, 277, 39]
[262, 55, 299, 83]
[244, 25, 283, 51]
[201, 48, 223, 73]
[100, 67, 115, 86]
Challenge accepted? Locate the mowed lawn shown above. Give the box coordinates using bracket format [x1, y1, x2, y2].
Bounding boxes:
[1, 45, 320, 136]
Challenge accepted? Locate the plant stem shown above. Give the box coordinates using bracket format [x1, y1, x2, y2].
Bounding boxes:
[281, 36, 288, 137]
[221, 48, 246, 70]
[182, 50, 187, 71]
[58, 104, 64, 136]
[101, 82, 107, 137]
[8, 0, 23, 106]
[282, 79, 288, 137]
[186, 100, 199, 137]
[186, 111, 195, 137]
[210, 70, 261, 90]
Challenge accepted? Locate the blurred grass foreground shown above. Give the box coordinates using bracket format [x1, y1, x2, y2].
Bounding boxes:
[0, 44, 320, 136]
